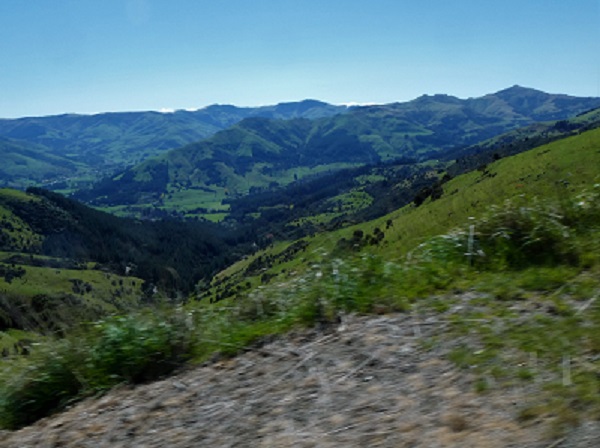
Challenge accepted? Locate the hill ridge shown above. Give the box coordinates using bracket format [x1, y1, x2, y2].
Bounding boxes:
[76, 86, 600, 220]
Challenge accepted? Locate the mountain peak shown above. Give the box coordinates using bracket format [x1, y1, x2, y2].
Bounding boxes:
[414, 93, 460, 102]
[275, 99, 329, 107]
[494, 85, 545, 97]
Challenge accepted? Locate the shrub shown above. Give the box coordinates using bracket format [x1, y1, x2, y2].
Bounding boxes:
[0, 310, 195, 429]
[0, 341, 81, 429]
[81, 312, 194, 388]
[476, 199, 576, 268]
[413, 190, 600, 271]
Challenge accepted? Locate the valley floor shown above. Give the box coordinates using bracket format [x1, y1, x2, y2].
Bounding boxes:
[2, 310, 597, 448]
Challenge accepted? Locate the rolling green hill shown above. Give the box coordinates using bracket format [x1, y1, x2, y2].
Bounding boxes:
[0, 100, 347, 190]
[0, 138, 85, 188]
[445, 105, 600, 171]
[77, 86, 600, 220]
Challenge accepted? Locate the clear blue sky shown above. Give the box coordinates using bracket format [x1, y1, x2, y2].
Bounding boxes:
[1, 0, 599, 118]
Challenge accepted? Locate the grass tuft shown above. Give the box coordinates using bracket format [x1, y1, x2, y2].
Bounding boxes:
[0, 310, 194, 429]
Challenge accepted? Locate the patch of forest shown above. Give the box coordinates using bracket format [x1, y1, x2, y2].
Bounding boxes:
[1, 188, 258, 296]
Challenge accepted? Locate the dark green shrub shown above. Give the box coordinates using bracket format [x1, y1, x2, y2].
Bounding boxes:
[0, 342, 81, 429]
[0, 310, 195, 429]
[82, 312, 194, 388]
[415, 192, 600, 271]
[476, 199, 577, 268]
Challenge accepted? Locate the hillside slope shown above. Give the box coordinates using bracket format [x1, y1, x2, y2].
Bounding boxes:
[205, 125, 600, 304]
[219, 106, 600, 241]
[0, 138, 83, 187]
[0, 187, 252, 339]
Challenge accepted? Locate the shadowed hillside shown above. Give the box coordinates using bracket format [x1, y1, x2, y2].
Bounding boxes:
[0, 187, 255, 338]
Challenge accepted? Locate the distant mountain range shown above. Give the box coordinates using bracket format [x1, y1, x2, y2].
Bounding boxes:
[1, 85, 600, 222]
[0, 100, 347, 189]
[72, 86, 600, 218]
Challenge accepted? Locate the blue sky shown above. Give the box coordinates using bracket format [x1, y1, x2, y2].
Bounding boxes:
[1, 0, 599, 118]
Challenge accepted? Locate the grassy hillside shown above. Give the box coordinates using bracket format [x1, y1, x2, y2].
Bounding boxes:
[445, 106, 600, 174]
[0, 188, 144, 340]
[149, 112, 596, 268]
[209, 126, 600, 294]
[0, 138, 85, 189]
[189, 126, 600, 434]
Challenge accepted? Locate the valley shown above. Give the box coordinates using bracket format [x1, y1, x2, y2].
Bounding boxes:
[1, 86, 600, 446]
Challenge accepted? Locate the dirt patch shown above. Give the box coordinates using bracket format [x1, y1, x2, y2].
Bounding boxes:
[0, 313, 584, 447]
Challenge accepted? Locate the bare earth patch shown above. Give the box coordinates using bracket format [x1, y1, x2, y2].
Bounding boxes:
[1, 313, 596, 447]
